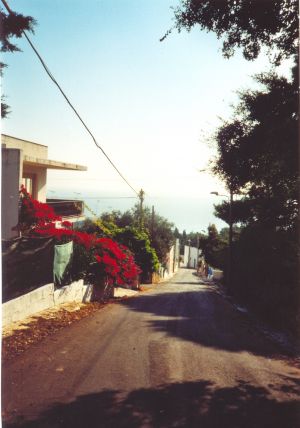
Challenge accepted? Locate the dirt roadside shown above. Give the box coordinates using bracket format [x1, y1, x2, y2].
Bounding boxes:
[2, 284, 157, 363]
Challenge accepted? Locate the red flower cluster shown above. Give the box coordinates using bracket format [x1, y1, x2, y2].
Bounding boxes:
[19, 186, 141, 287]
[19, 185, 61, 229]
[35, 225, 141, 286]
[93, 238, 141, 285]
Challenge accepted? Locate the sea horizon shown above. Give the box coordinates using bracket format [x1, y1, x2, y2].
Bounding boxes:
[47, 189, 227, 234]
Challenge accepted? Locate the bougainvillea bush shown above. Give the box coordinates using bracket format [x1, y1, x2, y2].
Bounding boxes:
[19, 185, 62, 230]
[77, 219, 160, 283]
[19, 187, 141, 288]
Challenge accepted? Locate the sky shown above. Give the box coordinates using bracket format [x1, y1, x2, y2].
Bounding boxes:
[2, 0, 290, 232]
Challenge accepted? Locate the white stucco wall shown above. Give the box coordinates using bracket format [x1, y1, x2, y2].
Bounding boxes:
[167, 245, 175, 273]
[165, 239, 180, 275]
[2, 134, 48, 158]
[2, 280, 92, 327]
[23, 164, 47, 202]
[2, 280, 143, 327]
[184, 245, 199, 268]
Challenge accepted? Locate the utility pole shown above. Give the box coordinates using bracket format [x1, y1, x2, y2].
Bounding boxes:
[138, 189, 145, 231]
[151, 205, 155, 242]
[187, 239, 191, 268]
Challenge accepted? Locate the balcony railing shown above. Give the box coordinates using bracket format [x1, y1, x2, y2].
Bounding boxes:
[46, 199, 84, 217]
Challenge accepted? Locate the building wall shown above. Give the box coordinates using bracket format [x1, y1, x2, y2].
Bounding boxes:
[184, 245, 199, 268]
[158, 239, 180, 279]
[1, 148, 23, 240]
[2, 134, 48, 158]
[23, 164, 47, 202]
[2, 134, 48, 201]
[167, 245, 175, 274]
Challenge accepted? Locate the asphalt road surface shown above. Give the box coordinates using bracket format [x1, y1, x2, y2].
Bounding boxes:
[2, 268, 300, 428]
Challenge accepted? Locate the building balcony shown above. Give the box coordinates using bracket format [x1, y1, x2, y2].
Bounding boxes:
[46, 199, 85, 219]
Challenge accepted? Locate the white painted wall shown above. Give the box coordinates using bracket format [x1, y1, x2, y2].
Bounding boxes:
[2, 280, 92, 327]
[165, 239, 180, 276]
[23, 164, 47, 202]
[2, 134, 48, 158]
[184, 245, 199, 268]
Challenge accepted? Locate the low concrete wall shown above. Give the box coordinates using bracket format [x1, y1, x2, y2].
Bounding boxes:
[2, 280, 92, 327]
[54, 281, 92, 305]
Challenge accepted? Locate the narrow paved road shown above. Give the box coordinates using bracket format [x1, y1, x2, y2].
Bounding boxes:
[3, 269, 300, 427]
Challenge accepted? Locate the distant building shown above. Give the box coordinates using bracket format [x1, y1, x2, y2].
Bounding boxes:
[2, 134, 87, 240]
[184, 245, 199, 268]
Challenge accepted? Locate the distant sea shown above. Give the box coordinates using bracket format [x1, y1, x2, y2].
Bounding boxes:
[48, 190, 227, 234]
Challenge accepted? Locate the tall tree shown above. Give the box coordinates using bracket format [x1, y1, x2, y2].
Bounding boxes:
[199, 224, 227, 269]
[98, 205, 175, 265]
[0, 6, 36, 117]
[167, 0, 298, 64]
[166, 0, 299, 330]
[134, 205, 175, 264]
[213, 67, 298, 230]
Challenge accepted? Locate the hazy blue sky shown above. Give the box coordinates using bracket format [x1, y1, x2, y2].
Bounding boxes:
[2, 0, 289, 231]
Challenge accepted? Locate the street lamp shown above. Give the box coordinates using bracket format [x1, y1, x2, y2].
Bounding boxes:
[210, 189, 233, 291]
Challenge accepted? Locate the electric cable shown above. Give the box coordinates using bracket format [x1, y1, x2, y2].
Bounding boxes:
[1, 0, 139, 197]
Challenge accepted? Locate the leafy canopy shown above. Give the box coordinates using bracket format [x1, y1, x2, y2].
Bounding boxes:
[99, 205, 175, 265]
[168, 0, 298, 64]
[0, 7, 36, 117]
[212, 67, 298, 229]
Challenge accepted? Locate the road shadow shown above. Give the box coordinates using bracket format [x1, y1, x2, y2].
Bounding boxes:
[3, 379, 300, 428]
[118, 289, 297, 359]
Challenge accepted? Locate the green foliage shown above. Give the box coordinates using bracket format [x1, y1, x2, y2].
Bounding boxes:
[1, 95, 9, 118]
[169, 0, 298, 64]
[176, 230, 202, 254]
[0, 7, 36, 117]
[211, 69, 299, 331]
[101, 204, 175, 265]
[76, 217, 160, 283]
[74, 218, 104, 235]
[199, 224, 228, 269]
[113, 227, 159, 282]
[100, 210, 134, 230]
[147, 213, 175, 264]
[71, 241, 94, 281]
[213, 68, 298, 230]
[169, 0, 299, 333]
[180, 230, 187, 254]
[0, 9, 36, 52]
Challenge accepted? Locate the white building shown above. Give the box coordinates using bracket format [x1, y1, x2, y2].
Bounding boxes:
[183, 245, 200, 268]
[2, 134, 87, 240]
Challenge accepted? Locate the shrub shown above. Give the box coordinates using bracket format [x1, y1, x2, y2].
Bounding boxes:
[18, 187, 141, 288]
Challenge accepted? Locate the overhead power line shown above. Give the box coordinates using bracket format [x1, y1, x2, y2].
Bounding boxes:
[1, 0, 139, 197]
[80, 196, 137, 200]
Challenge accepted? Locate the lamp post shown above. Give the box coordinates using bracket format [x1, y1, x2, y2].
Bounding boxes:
[210, 189, 233, 290]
